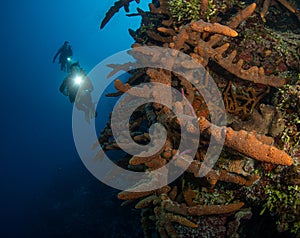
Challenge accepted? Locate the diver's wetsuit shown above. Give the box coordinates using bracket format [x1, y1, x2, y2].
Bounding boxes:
[53, 42, 73, 72]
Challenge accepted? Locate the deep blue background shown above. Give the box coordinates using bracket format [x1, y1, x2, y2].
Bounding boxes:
[1, 1, 147, 237]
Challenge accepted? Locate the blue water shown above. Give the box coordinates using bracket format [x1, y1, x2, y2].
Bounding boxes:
[0, 1, 147, 237]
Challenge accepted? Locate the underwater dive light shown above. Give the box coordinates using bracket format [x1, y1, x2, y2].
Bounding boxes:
[67, 57, 72, 61]
[74, 75, 83, 85]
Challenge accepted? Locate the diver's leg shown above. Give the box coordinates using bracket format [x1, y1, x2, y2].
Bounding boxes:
[75, 102, 86, 111]
[67, 61, 71, 72]
[83, 93, 97, 118]
[75, 102, 90, 122]
[61, 62, 67, 72]
[69, 92, 76, 103]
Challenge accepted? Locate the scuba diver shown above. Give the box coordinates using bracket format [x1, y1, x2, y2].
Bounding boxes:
[53, 41, 73, 72]
[59, 62, 97, 122]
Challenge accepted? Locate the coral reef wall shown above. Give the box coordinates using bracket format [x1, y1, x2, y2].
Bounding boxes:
[98, 0, 300, 237]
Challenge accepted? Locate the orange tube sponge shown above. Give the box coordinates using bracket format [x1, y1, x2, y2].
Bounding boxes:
[198, 117, 293, 166]
[190, 20, 238, 37]
[187, 202, 245, 216]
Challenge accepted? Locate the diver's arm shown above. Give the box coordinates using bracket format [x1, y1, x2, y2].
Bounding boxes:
[52, 48, 62, 63]
[59, 79, 69, 96]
